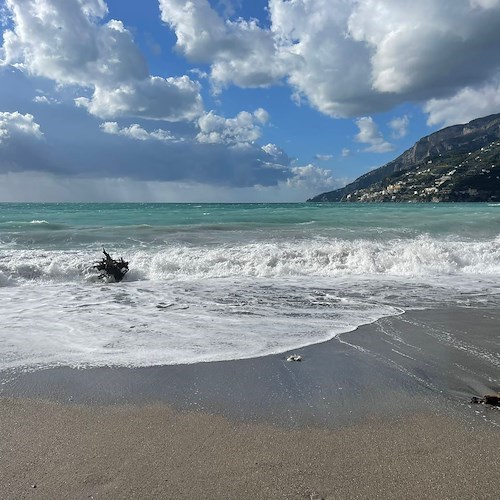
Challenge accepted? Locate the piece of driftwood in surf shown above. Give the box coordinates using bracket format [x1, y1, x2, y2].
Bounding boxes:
[94, 248, 129, 282]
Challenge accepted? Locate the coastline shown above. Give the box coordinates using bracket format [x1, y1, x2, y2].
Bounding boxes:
[2, 307, 500, 499]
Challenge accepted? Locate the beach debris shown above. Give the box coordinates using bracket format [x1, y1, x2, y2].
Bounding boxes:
[470, 394, 500, 407]
[309, 493, 324, 500]
[286, 354, 302, 362]
[94, 248, 129, 282]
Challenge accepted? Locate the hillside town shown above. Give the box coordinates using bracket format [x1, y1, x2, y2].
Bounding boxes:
[342, 140, 500, 202]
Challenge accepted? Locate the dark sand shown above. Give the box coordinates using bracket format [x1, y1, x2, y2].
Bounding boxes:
[1, 307, 500, 499]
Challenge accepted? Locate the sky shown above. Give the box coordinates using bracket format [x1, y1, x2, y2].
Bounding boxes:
[1, 0, 500, 202]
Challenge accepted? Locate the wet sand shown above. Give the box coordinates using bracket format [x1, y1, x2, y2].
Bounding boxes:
[1, 307, 500, 499]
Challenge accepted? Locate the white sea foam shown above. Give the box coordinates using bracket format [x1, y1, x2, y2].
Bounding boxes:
[0, 269, 498, 370]
[0, 277, 402, 370]
[1, 235, 500, 284]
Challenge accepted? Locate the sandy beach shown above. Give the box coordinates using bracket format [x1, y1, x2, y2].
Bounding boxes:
[1, 307, 500, 499]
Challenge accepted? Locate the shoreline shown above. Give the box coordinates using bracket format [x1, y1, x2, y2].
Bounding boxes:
[2, 307, 499, 424]
[2, 306, 500, 499]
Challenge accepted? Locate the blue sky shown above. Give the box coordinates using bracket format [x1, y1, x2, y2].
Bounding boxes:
[1, 0, 500, 202]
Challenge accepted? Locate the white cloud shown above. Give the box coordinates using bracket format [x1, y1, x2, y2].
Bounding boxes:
[260, 143, 292, 166]
[355, 116, 394, 153]
[160, 0, 398, 114]
[33, 96, 49, 104]
[159, 0, 292, 91]
[0, 111, 43, 143]
[314, 154, 333, 161]
[261, 143, 281, 157]
[6, 0, 500, 128]
[100, 122, 175, 142]
[2, 0, 203, 121]
[160, 0, 500, 123]
[216, 0, 242, 18]
[341, 148, 351, 158]
[0, 74, 294, 190]
[348, 1, 500, 97]
[286, 164, 336, 192]
[0, 66, 298, 192]
[424, 80, 500, 127]
[0, 109, 49, 173]
[389, 115, 409, 139]
[0, 43, 312, 200]
[253, 108, 269, 124]
[32, 95, 60, 105]
[75, 76, 203, 121]
[196, 109, 268, 145]
[270, 0, 386, 117]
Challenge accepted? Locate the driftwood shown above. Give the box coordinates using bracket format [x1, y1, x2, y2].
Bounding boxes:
[470, 394, 500, 407]
[94, 249, 129, 282]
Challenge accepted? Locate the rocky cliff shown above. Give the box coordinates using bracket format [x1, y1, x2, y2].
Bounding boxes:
[308, 113, 500, 202]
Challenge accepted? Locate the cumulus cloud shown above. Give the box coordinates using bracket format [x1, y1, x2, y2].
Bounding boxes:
[0, 74, 291, 189]
[261, 143, 281, 157]
[0, 111, 43, 143]
[281, 0, 500, 120]
[0, 63, 299, 197]
[0, 5, 332, 202]
[160, 0, 500, 124]
[355, 117, 394, 153]
[6, 0, 500, 127]
[389, 115, 410, 139]
[2, 0, 203, 121]
[75, 76, 202, 121]
[286, 164, 336, 192]
[261, 143, 291, 165]
[4, 0, 500, 130]
[159, 0, 292, 91]
[347, 1, 500, 97]
[196, 108, 269, 145]
[100, 122, 175, 141]
[0, 110, 51, 174]
[424, 80, 500, 126]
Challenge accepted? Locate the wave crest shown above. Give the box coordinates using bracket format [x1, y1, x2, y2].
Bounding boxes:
[1, 235, 500, 284]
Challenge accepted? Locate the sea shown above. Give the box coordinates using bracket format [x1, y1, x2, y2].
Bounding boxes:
[1, 202, 500, 371]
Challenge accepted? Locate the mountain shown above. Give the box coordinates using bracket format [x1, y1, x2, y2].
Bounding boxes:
[308, 113, 500, 202]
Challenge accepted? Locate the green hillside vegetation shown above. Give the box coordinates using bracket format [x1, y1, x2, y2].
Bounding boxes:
[344, 141, 500, 202]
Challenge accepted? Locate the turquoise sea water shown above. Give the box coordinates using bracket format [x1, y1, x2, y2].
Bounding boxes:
[1, 202, 500, 370]
[2, 202, 500, 248]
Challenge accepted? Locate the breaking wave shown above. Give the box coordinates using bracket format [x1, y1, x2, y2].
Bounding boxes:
[1, 234, 500, 285]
